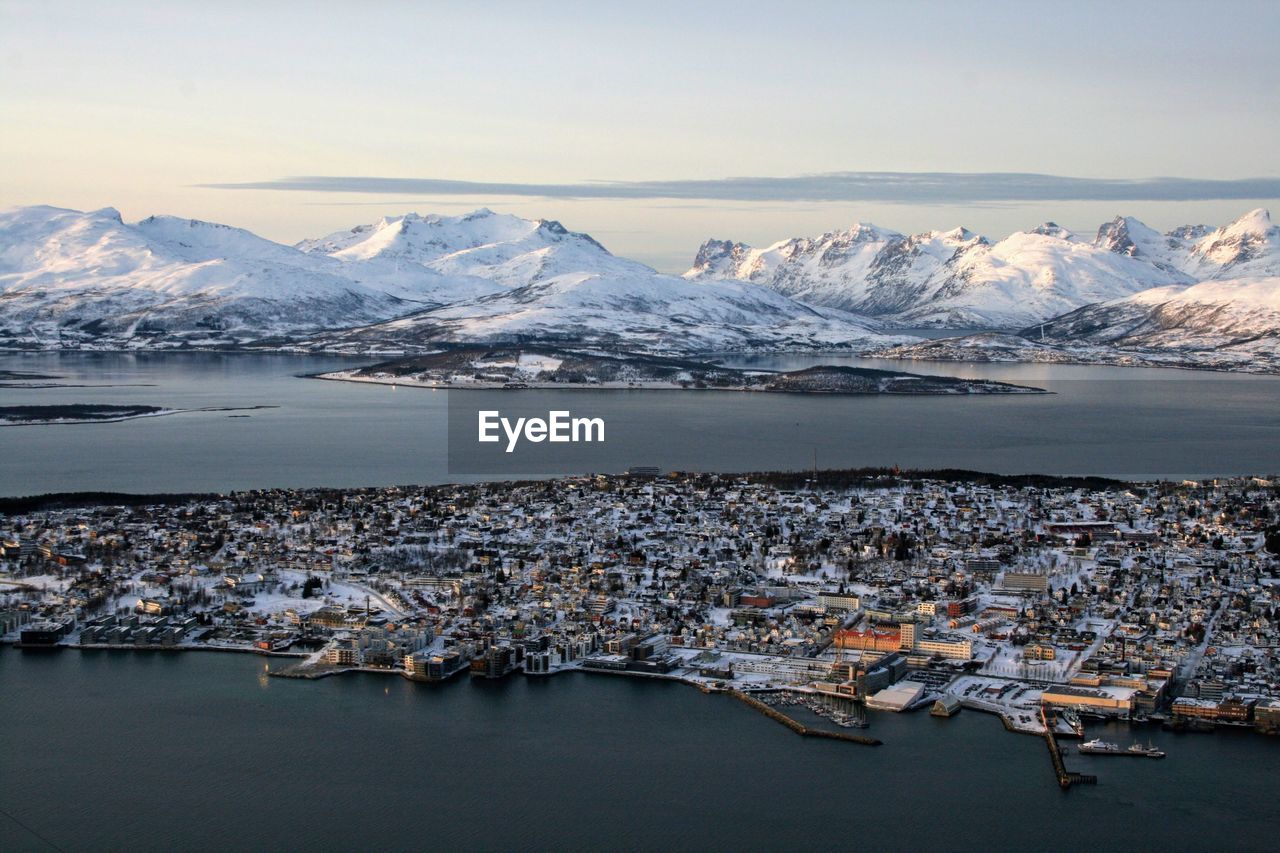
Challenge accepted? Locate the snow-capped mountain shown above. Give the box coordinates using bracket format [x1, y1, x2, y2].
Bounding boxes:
[686, 211, 1280, 328]
[1093, 208, 1280, 281]
[8, 202, 1274, 359]
[309, 269, 900, 353]
[297, 208, 653, 287]
[0, 206, 499, 347]
[1, 205, 892, 353]
[875, 275, 1280, 373]
[1032, 276, 1280, 352]
[1182, 209, 1280, 279]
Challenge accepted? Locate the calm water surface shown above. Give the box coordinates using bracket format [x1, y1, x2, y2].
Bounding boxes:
[1, 652, 1276, 852]
[2, 352, 1279, 495]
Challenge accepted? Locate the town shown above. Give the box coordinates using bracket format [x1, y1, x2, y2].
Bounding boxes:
[4, 469, 1279, 761]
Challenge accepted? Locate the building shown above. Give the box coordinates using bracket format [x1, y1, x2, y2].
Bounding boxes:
[404, 648, 470, 681]
[1254, 699, 1280, 732]
[731, 656, 833, 683]
[835, 628, 901, 653]
[817, 593, 861, 612]
[1041, 685, 1136, 717]
[19, 620, 72, 646]
[1002, 570, 1049, 593]
[916, 638, 973, 660]
[324, 636, 359, 666]
[1025, 643, 1056, 661]
[866, 680, 927, 711]
[1174, 697, 1254, 723]
[135, 597, 170, 616]
[1043, 521, 1115, 540]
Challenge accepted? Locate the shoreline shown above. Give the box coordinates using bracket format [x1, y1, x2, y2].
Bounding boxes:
[309, 370, 1051, 396]
[8, 642, 1272, 751]
[4, 344, 1275, 377]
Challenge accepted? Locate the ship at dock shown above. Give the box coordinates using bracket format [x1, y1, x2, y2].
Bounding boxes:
[1078, 738, 1166, 758]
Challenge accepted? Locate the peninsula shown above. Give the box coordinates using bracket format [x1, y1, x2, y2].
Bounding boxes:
[4, 468, 1278, 787]
[315, 346, 1047, 395]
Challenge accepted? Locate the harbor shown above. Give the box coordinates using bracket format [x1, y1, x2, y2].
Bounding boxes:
[2, 650, 1272, 852]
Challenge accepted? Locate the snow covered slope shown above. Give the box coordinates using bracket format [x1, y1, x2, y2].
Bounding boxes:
[687, 211, 1279, 328]
[1182, 209, 1280, 279]
[298, 208, 653, 286]
[0, 206, 498, 347]
[309, 270, 901, 354]
[1093, 209, 1280, 281]
[1, 205, 893, 353]
[876, 276, 1280, 373]
[1033, 276, 1280, 352]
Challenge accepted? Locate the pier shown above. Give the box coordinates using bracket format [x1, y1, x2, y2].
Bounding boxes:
[1040, 705, 1097, 789]
[726, 689, 881, 746]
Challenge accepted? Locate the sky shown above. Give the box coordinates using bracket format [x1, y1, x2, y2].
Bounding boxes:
[2, 0, 1278, 271]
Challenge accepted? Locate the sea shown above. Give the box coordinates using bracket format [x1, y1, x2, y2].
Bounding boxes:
[1, 652, 1277, 852]
[2, 350, 1279, 496]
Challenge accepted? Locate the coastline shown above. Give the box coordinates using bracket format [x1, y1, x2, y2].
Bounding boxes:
[309, 369, 1050, 395]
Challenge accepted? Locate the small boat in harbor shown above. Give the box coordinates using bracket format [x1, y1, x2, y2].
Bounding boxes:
[1078, 738, 1122, 754]
[1126, 742, 1166, 759]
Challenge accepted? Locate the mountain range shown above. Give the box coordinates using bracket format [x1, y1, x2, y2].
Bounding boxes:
[2, 203, 1278, 370]
[876, 274, 1280, 373]
[0, 205, 892, 352]
[686, 209, 1280, 328]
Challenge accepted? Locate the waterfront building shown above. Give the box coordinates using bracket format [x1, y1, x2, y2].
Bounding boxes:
[1041, 685, 1136, 717]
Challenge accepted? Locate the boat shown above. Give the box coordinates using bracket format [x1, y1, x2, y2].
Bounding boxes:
[1077, 738, 1121, 754]
[1126, 742, 1166, 759]
[1078, 738, 1165, 758]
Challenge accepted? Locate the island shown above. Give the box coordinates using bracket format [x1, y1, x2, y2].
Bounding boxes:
[0, 404, 171, 426]
[0, 370, 64, 381]
[314, 345, 1047, 395]
[0, 404, 277, 426]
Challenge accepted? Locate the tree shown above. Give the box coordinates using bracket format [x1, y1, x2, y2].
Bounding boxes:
[1265, 529, 1280, 556]
[301, 576, 323, 599]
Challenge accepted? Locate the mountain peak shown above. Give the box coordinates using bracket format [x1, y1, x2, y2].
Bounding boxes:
[1223, 207, 1274, 236]
[844, 222, 901, 243]
[942, 226, 978, 241]
[1190, 208, 1279, 272]
[687, 238, 753, 278]
[1030, 222, 1073, 240]
[1094, 215, 1161, 256]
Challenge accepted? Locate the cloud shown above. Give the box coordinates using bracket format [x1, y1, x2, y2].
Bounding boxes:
[200, 171, 1280, 204]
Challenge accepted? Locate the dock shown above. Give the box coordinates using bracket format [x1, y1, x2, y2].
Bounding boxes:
[1040, 705, 1097, 789]
[727, 689, 881, 746]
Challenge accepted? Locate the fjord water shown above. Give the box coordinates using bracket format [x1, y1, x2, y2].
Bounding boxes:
[2, 352, 1280, 496]
[1, 652, 1277, 852]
